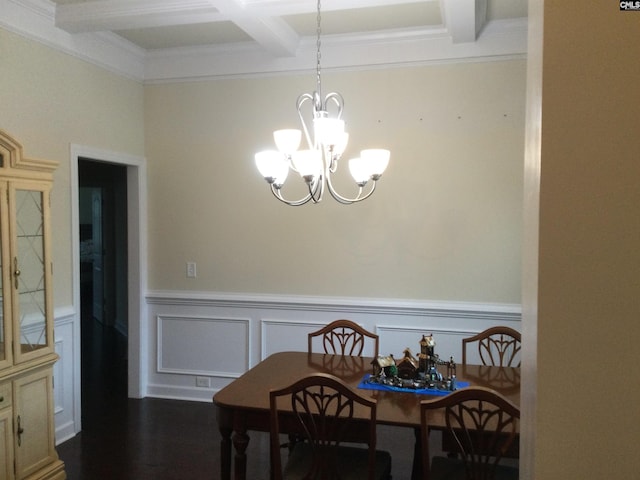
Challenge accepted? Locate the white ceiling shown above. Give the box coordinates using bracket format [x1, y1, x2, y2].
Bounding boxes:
[2, 0, 528, 82]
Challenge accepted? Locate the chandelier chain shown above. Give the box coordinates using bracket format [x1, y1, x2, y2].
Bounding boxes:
[316, 0, 322, 97]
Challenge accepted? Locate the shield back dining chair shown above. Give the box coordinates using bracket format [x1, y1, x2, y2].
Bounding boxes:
[269, 372, 392, 480]
[420, 386, 520, 480]
[461, 327, 521, 367]
[308, 319, 380, 357]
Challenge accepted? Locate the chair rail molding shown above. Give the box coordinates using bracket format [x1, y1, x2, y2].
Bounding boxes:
[146, 290, 521, 321]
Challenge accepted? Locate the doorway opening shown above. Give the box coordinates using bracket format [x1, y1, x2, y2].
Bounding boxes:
[78, 159, 129, 423]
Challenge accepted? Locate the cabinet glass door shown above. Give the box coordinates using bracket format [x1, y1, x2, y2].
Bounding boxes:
[0, 196, 3, 364]
[0, 181, 8, 369]
[12, 184, 52, 361]
[0, 204, 7, 365]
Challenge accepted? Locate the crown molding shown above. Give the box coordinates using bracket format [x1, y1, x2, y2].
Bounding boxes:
[2, 0, 146, 80]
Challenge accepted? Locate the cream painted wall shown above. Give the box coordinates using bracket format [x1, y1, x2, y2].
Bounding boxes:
[0, 28, 145, 307]
[525, 1, 640, 478]
[145, 60, 526, 303]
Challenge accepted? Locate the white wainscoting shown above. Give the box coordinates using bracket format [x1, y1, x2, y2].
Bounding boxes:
[145, 291, 521, 402]
[53, 307, 77, 444]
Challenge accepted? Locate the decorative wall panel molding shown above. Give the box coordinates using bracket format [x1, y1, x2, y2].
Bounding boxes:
[156, 314, 250, 377]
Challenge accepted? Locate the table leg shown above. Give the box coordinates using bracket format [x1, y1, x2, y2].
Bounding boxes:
[220, 425, 232, 480]
[412, 426, 423, 480]
[216, 406, 233, 480]
[232, 430, 250, 480]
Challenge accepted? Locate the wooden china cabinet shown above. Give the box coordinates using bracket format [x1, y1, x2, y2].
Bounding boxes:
[0, 131, 65, 479]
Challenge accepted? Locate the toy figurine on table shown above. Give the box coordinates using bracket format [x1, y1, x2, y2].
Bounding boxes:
[368, 334, 458, 392]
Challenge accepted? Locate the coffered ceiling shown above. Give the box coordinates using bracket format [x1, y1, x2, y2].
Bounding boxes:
[2, 0, 528, 82]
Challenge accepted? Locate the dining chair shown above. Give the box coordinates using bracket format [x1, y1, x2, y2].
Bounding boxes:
[461, 326, 521, 367]
[269, 372, 392, 480]
[419, 386, 520, 480]
[308, 319, 380, 357]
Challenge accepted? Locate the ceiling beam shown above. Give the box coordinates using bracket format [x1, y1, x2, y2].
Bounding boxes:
[55, 0, 299, 56]
[55, 0, 224, 32]
[242, 0, 433, 16]
[54, 0, 492, 57]
[441, 0, 487, 43]
[212, 0, 299, 57]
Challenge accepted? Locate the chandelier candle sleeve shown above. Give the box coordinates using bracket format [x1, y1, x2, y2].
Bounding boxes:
[253, 0, 389, 206]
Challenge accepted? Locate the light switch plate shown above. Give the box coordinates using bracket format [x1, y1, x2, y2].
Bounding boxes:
[186, 262, 197, 278]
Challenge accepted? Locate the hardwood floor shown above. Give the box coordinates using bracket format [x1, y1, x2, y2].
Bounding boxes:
[57, 292, 416, 479]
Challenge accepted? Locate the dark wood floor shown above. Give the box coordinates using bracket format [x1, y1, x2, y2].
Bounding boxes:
[57, 292, 416, 479]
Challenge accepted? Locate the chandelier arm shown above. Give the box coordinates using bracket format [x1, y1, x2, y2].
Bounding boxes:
[315, 171, 325, 202]
[269, 169, 325, 206]
[270, 184, 314, 206]
[304, 172, 324, 203]
[323, 92, 344, 119]
[325, 172, 378, 205]
[327, 149, 339, 173]
[296, 94, 316, 149]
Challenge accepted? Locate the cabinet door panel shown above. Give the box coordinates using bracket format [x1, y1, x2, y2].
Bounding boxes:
[0, 406, 14, 480]
[13, 370, 55, 479]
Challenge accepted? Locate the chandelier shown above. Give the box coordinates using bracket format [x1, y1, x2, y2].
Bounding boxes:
[254, 0, 390, 206]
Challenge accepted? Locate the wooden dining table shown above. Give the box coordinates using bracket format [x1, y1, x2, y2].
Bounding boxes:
[213, 351, 520, 480]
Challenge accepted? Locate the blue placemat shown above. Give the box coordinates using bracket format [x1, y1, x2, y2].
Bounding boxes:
[357, 374, 469, 396]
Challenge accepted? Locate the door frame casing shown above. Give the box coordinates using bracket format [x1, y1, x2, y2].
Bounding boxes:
[70, 145, 147, 433]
